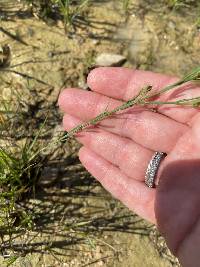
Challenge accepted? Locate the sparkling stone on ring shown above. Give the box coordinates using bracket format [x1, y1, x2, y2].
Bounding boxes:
[145, 152, 166, 188]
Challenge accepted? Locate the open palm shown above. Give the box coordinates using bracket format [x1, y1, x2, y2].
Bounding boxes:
[58, 67, 200, 259]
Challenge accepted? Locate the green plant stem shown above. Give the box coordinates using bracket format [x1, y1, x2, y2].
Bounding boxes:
[65, 85, 152, 138]
[62, 67, 200, 140]
[143, 97, 200, 107]
[33, 66, 200, 156]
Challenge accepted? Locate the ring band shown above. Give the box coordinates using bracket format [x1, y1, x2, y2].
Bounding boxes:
[145, 152, 166, 188]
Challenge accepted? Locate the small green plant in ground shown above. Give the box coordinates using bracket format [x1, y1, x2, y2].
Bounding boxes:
[0, 112, 46, 260]
[0, 142, 44, 227]
[52, 0, 90, 28]
[168, 0, 186, 7]
[121, 0, 131, 13]
[23, 0, 91, 30]
[166, 0, 198, 8]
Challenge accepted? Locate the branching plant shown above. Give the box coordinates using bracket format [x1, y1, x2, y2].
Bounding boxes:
[60, 66, 200, 141]
[27, 67, 200, 158]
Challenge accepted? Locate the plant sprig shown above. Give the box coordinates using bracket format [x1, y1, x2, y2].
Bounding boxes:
[59, 67, 200, 142]
[65, 85, 153, 138]
[32, 66, 200, 157]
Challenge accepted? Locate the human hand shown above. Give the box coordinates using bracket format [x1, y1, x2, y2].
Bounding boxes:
[58, 67, 200, 265]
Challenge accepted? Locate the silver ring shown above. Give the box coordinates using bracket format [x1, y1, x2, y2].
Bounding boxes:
[145, 152, 166, 188]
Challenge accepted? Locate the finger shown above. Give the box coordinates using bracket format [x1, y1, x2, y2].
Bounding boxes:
[59, 89, 188, 152]
[87, 67, 200, 124]
[79, 146, 156, 223]
[63, 114, 154, 181]
[87, 67, 174, 100]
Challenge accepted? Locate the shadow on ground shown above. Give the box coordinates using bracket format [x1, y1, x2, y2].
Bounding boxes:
[0, 154, 152, 260]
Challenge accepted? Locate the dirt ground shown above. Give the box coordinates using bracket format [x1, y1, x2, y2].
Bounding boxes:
[1, 0, 200, 266]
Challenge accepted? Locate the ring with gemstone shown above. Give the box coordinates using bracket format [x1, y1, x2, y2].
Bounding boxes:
[145, 152, 166, 188]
